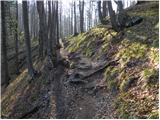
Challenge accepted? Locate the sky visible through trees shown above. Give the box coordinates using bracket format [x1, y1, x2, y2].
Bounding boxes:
[16, 0, 138, 37]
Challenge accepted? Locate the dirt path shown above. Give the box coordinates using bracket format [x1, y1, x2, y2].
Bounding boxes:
[51, 48, 118, 119]
[1, 46, 118, 119]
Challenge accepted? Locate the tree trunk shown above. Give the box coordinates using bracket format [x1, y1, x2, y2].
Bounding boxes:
[22, 1, 35, 77]
[47, 1, 57, 66]
[71, 5, 73, 34]
[79, 0, 84, 33]
[114, 0, 123, 13]
[59, 2, 62, 38]
[48, 1, 53, 53]
[73, 1, 77, 35]
[102, 1, 107, 18]
[37, 1, 45, 60]
[107, 1, 120, 32]
[55, 1, 61, 62]
[15, 1, 19, 74]
[1, 1, 10, 85]
[114, 0, 129, 30]
[56, 1, 59, 46]
[44, 2, 48, 55]
[97, 1, 103, 24]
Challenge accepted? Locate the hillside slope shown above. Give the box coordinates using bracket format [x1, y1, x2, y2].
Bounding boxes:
[1, 2, 159, 119]
[66, 2, 159, 119]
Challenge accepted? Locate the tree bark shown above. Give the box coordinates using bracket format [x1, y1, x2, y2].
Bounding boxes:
[1, 1, 10, 85]
[55, 1, 61, 62]
[56, 1, 59, 46]
[73, 1, 77, 35]
[15, 1, 19, 74]
[44, 1, 48, 55]
[79, 0, 84, 33]
[37, 1, 45, 59]
[114, 0, 129, 30]
[107, 1, 120, 32]
[47, 1, 57, 66]
[71, 3, 73, 34]
[22, 1, 35, 77]
[59, 2, 62, 38]
[97, 1, 103, 24]
[102, 1, 107, 18]
[48, 1, 53, 53]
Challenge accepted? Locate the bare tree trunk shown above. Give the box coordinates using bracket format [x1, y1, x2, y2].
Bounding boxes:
[79, 0, 84, 33]
[107, 1, 120, 32]
[68, 9, 71, 34]
[71, 4, 73, 35]
[1, 1, 10, 85]
[114, 0, 123, 12]
[37, 1, 45, 60]
[55, 1, 61, 62]
[32, 5, 35, 38]
[47, 1, 57, 66]
[15, 1, 19, 74]
[88, 1, 92, 29]
[44, 1, 48, 55]
[114, 0, 129, 30]
[59, 2, 62, 38]
[22, 1, 35, 77]
[48, 1, 53, 53]
[102, 1, 107, 18]
[56, 1, 59, 46]
[74, 1, 77, 35]
[97, 1, 103, 23]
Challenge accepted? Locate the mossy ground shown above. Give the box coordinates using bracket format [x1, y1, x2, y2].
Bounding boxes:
[66, 2, 159, 119]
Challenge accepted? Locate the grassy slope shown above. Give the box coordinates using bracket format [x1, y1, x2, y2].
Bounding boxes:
[66, 2, 159, 119]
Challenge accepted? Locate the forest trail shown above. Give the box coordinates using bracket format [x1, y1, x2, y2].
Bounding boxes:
[50, 45, 118, 118]
[1, 2, 158, 119]
[1, 37, 118, 119]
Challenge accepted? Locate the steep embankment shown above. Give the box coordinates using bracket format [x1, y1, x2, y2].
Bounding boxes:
[66, 2, 159, 119]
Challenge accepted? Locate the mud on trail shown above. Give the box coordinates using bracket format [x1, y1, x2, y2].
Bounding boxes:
[51, 48, 118, 119]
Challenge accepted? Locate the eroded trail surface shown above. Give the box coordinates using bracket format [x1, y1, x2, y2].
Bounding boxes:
[52, 47, 118, 119]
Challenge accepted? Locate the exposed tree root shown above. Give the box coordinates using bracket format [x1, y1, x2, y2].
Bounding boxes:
[81, 60, 119, 80]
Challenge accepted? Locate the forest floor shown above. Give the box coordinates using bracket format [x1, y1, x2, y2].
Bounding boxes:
[1, 46, 118, 118]
[1, 2, 159, 119]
